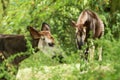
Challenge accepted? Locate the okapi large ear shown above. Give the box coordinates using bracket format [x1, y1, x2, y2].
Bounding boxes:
[41, 22, 50, 31]
[71, 20, 77, 28]
[27, 26, 40, 39]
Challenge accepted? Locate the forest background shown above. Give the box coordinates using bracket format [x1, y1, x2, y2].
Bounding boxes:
[0, 0, 120, 80]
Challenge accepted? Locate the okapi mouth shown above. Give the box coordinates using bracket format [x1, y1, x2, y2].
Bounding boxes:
[77, 41, 84, 49]
[48, 43, 54, 47]
[76, 32, 85, 49]
[76, 37, 84, 49]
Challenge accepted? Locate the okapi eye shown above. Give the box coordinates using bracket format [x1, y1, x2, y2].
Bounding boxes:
[51, 37, 54, 39]
[41, 37, 45, 40]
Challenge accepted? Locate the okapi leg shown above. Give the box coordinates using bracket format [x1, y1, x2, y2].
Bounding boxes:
[89, 40, 95, 61]
[98, 46, 102, 61]
[84, 48, 89, 60]
[0, 52, 5, 62]
[89, 45, 95, 61]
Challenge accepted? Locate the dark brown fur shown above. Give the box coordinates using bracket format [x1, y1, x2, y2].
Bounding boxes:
[0, 22, 55, 80]
[0, 34, 28, 64]
[0, 23, 55, 65]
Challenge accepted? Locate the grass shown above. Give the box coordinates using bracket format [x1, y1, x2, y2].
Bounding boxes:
[1, 38, 120, 80]
[16, 39, 120, 80]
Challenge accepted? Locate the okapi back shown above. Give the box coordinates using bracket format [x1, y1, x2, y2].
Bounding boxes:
[0, 34, 28, 64]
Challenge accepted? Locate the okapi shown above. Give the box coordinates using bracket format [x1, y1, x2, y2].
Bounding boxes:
[71, 10, 104, 61]
[0, 22, 56, 80]
[0, 22, 55, 66]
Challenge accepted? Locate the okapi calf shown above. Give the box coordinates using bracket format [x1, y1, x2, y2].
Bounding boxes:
[0, 22, 55, 65]
[71, 10, 104, 61]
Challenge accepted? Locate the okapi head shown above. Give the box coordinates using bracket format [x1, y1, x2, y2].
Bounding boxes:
[71, 21, 86, 49]
[28, 22, 55, 50]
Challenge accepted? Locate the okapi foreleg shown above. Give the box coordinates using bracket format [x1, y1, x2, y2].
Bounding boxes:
[97, 46, 102, 61]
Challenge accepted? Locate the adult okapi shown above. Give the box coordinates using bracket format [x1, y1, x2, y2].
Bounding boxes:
[0, 22, 55, 79]
[71, 10, 104, 61]
[0, 22, 55, 66]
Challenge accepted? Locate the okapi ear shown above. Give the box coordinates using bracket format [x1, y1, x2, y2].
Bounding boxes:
[71, 20, 77, 28]
[41, 22, 50, 31]
[27, 26, 40, 39]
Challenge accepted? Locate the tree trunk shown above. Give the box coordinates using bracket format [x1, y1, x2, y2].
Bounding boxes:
[110, 0, 120, 13]
[110, 0, 120, 39]
[0, 0, 3, 21]
[1, 0, 9, 16]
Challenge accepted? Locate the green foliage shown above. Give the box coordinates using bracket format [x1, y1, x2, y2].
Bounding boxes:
[111, 12, 120, 39]
[0, 0, 120, 80]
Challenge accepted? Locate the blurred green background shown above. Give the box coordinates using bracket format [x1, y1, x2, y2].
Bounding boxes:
[0, 0, 120, 80]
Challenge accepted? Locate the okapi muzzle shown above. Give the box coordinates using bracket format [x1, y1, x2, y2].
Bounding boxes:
[76, 27, 86, 49]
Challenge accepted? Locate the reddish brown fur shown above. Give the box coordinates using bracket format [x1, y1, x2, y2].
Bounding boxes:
[40, 31, 54, 42]
[72, 10, 104, 60]
[72, 10, 104, 46]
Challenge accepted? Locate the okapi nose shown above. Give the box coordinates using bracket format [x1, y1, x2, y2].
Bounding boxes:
[80, 41, 84, 46]
[78, 41, 84, 49]
[48, 43, 54, 47]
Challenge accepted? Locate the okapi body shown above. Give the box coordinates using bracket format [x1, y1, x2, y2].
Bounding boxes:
[0, 34, 28, 65]
[0, 22, 56, 80]
[72, 10, 104, 61]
